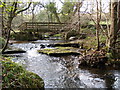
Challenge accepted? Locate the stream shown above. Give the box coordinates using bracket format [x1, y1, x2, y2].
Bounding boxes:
[10, 39, 120, 88]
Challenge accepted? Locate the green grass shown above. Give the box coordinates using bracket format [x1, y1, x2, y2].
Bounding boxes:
[89, 21, 111, 25]
[100, 35, 107, 43]
[0, 56, 44, 88]
[53, 34, 62, 37]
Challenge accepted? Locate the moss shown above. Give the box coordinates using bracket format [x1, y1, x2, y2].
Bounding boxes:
[53, 34, 62, 37]
[38, 47, 80, 56]
[0, 56, 44, 88]
[0, 37, 5, 49]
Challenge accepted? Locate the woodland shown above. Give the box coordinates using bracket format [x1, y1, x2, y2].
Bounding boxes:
[0, 0, 120, 89]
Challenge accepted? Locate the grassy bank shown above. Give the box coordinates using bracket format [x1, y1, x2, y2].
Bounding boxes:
[0, 56, 44, 88]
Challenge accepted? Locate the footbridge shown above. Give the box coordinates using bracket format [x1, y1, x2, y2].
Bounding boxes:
[19, 22, 67, 32]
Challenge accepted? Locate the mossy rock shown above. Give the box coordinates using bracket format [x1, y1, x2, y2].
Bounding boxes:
[47, 43, 80, 48]
[38, 47, 80, 56]
[0, 57, 44, 88]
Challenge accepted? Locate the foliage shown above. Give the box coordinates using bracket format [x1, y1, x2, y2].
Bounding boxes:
[0, 56, 44, 88]
[45, 2, 57, 14]
[36, 10, 49, 22]
[0, 37, 5, 49]
[61, 2, 74, 15]
[99, 35, 107, 43]
[45, 2, 61, 23]
[60, 2, 74, 22]
[89, 21, 111, 25]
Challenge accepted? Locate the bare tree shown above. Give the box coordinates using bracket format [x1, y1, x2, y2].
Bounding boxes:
[118, 1, 120, 32]
[96, 0, 102, 51]
[1, 2, 31, 53]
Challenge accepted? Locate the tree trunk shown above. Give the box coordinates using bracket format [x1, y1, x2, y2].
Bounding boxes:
[1, 2, 31, 53]
[108, 1, 118, 58]
[1, 5, 4, 36]
[118, 1, 120, 32]
[32, 3, 35, 22]
[54, 12, 61, 23]
[50, 13, 53, 22]
[1, 17, 13, 53]
[32, 9, 35, 22]
[78, 3, 81, 33]
[96, 0, 100, 51]
[109, 0, 111, 16]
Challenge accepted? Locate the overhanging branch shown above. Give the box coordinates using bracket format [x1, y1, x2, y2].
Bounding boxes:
[16, 2, 31, 14]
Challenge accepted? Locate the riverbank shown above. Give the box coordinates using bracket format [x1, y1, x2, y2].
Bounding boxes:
[0, 56, 44, 88]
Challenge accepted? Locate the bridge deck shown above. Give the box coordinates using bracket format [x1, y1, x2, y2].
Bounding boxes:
[19, 22, 67, 32]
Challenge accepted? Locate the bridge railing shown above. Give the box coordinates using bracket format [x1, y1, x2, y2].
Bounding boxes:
[19, 22, 67, 31]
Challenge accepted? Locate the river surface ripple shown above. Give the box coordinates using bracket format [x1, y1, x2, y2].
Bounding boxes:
[11, 40, 120, 88]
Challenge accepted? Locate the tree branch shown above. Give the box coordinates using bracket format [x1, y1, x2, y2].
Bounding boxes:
[13, 2, 17, 13]
[16, 2, 31, 14]
[59, 0, 64, 4]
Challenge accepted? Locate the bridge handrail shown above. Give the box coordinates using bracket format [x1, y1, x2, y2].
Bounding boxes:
[19, 22, 68, 31]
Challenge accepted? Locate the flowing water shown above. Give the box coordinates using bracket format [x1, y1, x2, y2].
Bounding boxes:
[10, 40, 120, 88]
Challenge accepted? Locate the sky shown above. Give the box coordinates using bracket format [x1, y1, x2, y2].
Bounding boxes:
[1, 0, 109, 15]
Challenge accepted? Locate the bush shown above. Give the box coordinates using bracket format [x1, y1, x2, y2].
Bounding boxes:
[0, 57, 44, 88]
